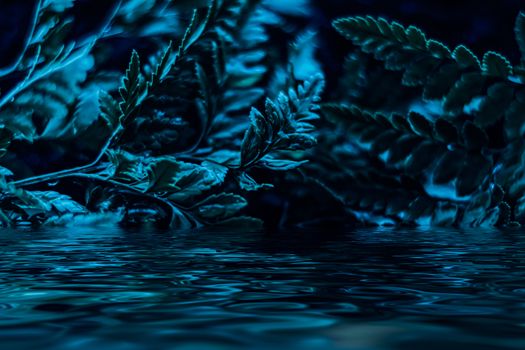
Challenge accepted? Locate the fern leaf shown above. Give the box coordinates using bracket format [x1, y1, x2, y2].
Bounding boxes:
[119, 50, 147, 122]
[146, 158, 227, 204]
[482, 51, 513, 77]
[475, 83, 515, 127]
[0, 55, 94, 141]
[334, 15, 521, 133]
[193, 193, 248, 222]
[452, 45, 481, 68]
[240, 74, 324, 169]
[322, 104, 493, 197]
[148, 41, 174, 90]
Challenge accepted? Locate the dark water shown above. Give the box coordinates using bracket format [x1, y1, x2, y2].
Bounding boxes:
[0, 227, 524, 350]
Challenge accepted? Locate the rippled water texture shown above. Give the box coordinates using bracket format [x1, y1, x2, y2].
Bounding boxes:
[0, 227, 524, 349]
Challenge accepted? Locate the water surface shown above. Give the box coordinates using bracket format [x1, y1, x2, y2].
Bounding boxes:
[0, 227, 524, 349]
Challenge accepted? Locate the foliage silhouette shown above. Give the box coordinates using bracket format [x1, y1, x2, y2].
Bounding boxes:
[1, 0, 525, 229]
[319, 12, 525, 227]
[0, 0, 324, 229]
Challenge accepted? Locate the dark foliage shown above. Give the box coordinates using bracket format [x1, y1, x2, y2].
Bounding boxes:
[1, 0, 524, 229]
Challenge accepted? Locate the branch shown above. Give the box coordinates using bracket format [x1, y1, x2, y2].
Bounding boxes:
[0, 0, 42, 77]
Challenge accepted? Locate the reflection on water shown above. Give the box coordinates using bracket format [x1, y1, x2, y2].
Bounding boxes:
[0, 227, 524, 349]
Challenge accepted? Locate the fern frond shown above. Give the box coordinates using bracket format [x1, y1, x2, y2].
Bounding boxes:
[333, 16, 518, 82]
[119, 50, 147, 122]
[333, 15, 525, 141]
[240, 74, 324, 169]
[0, 54, 94, 141]
[322, 104, 494, 197]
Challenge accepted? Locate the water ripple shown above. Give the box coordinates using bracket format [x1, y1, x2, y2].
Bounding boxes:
[0, 227, 525, 349]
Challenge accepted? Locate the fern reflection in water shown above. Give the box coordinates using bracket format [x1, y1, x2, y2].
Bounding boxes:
[2, 227, 525, 350]
[1, 0, 525, 229]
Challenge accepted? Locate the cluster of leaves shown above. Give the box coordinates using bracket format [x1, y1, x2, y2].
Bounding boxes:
[311, 12, 525, 227]
[3, 1, 525, 230]
[0, 0, 324, 229]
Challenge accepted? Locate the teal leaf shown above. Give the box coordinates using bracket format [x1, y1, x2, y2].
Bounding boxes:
[402, 56, 440, 86]
[389, 113, 411, 132]
[452, 45, 480, 68]
[146, 159, 227, 203]
[196, 193, 248, 221]
[462, 121, 489, 150]
[99, 90, 121, 129]
[240, 107, 270, 167]
[405, 142, 444, 174]
[0, 55, 95, 141]
[456, 155, 492, 196]
[386, 135, 421, 164]
[406, 26, 427, 49]
[433, 118, 458, 144]
[443, 72, 485, 113]
[433, 150, 466, 184]
[148, 41, 174, 89]
[289, 30, 322, 80]
[370, 130, 398, 154]
[32, 191, 86, 215]
[0, 166, 13, 177]
[15, 190, 87, 221]
[423, 64, 461, 100]
[475, 83, 514, 127]
[240, 74, 324, 168]
[238, 172, 273, 192]
[43, 0, 75, 12]
[258, 158, 309, 171]
[108, 150, 145, 183]
[119, 50, 148, 122]
[408, 112, 433, 137]
[426, 39, 451, 59]
[482, 52, 513, 77]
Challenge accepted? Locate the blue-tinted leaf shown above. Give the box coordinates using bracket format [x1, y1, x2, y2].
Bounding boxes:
[258, 158, 309, 171]
[196, 193, 247, 221]
[147, 159, 227, 202]
[238, 172, 273, 192]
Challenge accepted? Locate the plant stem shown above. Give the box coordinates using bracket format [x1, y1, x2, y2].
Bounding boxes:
[13, 125, 123, 188]
[0, 2, 122, 111]
[64, 173, 201, 228]
[0, 0, 42, 77]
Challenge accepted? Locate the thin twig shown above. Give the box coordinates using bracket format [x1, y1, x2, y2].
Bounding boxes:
[0, 1, 122, 110]
[13, 125, 123, 187]
[0, 0, 42, 77]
